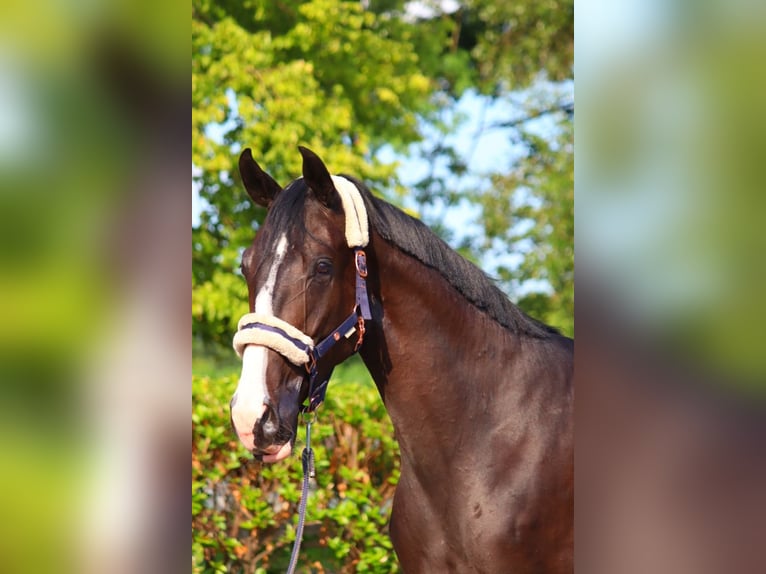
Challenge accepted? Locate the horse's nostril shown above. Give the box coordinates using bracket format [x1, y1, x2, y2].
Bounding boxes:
[264, 416, 277, 434]
[254, 404, 278, 442]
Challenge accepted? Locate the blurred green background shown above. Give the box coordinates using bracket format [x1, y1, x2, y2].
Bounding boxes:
[576, 0, 766, 389]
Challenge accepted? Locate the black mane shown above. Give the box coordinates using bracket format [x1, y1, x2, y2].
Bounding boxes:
[342, 176, 560, 339]
[265, 176, 559, 339]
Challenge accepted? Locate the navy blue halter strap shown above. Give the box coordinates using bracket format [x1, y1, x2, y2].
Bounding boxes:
[304, 248, 372, 412]
[237, 248, 372, 413]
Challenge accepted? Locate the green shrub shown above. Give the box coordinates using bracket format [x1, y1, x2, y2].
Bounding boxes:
[192, 367, 401, 573]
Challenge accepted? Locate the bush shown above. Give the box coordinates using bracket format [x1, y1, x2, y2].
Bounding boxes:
[192, 368, 401, 573]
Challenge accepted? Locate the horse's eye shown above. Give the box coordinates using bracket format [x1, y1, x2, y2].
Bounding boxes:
[315, 259, 333, 276]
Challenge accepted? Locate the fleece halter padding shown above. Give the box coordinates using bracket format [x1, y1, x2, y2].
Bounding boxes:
[233, 313, 314, 365]
[331, 175, 369, 248]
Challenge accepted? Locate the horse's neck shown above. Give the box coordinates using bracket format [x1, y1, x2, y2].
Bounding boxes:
[359, 239, 522, 467]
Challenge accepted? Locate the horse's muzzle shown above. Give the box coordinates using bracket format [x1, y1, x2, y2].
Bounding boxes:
[250, 404, 295, 463]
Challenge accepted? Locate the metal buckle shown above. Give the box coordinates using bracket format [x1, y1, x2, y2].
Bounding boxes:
[305, 352, 316, 375]
[355, 250, 368, 278]
[354, 315, 366, 352]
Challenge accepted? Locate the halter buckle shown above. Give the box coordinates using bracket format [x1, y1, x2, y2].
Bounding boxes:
[355, 250, 368, 278]
[354, 315, 366, 352]
[305, 352, 317, 376]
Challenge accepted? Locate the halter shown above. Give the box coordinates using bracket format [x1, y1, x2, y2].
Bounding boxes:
[232, 175, 372, 413]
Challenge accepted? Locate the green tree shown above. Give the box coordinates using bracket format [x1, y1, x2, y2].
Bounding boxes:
[478, 117, 574, 335]
[405, 0, 574, 334]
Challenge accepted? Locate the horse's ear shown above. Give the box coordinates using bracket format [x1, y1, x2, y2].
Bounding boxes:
[298, 146, 340, 210]
[238, 148, 282, 208]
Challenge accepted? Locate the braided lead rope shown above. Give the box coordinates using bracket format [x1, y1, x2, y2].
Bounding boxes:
[286, 418, 316, 574]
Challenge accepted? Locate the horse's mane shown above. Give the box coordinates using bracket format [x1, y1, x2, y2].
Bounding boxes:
[268, 176, 559, 339]
[342, 176, 560, 339]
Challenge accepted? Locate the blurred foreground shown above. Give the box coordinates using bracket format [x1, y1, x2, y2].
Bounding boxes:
[0, 1, 187, 573]
[577, 1, 766, 572]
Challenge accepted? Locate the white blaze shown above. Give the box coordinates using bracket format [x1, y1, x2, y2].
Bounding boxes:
[231, 234, 288, 450]
[254, 234, 288, 317]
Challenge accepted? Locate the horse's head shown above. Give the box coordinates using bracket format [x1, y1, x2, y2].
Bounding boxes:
[230, 146, 369, 462]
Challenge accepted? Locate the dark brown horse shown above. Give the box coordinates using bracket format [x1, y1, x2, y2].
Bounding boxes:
[229, 146, 573, 573]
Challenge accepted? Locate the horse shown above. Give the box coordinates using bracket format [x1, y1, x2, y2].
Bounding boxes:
[229, 146, 574, 573]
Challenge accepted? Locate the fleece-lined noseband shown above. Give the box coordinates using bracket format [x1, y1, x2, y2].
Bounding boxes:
[232, 175, 372, 412]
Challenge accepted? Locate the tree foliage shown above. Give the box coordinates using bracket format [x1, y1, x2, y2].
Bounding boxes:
[480, 116, 574, 335]
[192, 0, 574, 344]
[459, 0, 573, 92]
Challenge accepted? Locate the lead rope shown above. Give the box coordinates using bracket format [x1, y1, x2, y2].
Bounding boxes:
[286, 415, 316, 574]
